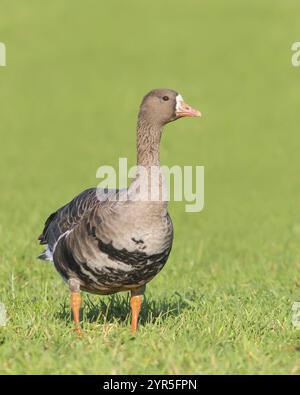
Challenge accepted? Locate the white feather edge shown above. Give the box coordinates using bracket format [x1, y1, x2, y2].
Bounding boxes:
[43, 229, 73, 262]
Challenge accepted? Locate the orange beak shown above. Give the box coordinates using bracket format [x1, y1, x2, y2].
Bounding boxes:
[176, 98, 202, 118]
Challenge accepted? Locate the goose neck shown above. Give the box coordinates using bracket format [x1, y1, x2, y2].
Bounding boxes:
[136, 119, 162, 167]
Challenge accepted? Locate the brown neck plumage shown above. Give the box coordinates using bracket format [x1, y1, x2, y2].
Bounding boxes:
[136, 118, 162, 167]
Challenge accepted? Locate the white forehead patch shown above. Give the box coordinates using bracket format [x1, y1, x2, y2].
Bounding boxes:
[176, 94, 184, 111]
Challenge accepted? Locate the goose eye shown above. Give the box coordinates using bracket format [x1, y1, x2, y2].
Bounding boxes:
[162, 96, 169, 101]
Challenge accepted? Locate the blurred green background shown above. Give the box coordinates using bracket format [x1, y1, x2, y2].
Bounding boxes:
[0, 0, 300, 374]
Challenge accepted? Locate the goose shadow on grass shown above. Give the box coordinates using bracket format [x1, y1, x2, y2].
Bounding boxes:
[56, 291, 200, 327]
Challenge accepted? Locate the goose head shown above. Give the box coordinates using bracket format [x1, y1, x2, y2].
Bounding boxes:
[138, 88, 201, 128]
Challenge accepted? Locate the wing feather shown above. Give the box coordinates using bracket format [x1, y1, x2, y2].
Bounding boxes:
[38, 188, 100, 259]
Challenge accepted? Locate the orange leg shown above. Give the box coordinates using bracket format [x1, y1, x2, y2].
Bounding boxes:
[70, 292, 82, 335]
[130, 293, 143, 334]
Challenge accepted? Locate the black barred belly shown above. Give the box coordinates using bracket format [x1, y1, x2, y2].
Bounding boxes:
[53, 235, 172, 295]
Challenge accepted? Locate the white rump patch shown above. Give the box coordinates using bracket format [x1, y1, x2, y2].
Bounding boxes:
[43, 247, 54, 261]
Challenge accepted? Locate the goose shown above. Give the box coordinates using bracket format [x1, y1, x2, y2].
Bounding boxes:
[38, 89, 201, 334]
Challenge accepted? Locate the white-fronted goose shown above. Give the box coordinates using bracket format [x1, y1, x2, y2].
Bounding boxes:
[38, 89, 201, 334]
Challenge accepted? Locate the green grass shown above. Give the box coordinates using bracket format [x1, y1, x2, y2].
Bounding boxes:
[1, 0, 300, 374]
